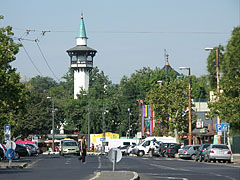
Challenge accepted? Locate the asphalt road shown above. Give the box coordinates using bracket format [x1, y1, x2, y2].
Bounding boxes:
[0, 154, 239, 180]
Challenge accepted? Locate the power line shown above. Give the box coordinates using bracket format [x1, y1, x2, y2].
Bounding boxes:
[13, 27, 230, 35]
[18, 39, 43, 76]
[35, 40, 60, 82]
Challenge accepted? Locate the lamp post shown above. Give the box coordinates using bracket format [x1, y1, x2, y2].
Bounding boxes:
[83, 93, 90, 151]
[128, 108, 132, 138]
[205, 47, 221, 144]
[47, 96, 55, 152]
[179, 67, 192, 145]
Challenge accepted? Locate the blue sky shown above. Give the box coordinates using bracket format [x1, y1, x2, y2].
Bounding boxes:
[1, 0, 239, 83]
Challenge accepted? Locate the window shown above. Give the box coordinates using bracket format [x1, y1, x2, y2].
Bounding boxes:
[123, 142, 130, 146]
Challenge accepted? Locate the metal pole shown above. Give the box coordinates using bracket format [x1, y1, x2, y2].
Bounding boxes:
[188, 68, 192, 145]
[102, 104, 106, 155]
[52, 100, 55, 152]
[88, 102, 90, 151]
[216, 48, 221, 144]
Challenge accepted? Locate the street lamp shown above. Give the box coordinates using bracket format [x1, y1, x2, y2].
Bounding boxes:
[205, 47, 221, 144]
[179, 67, 192, 145]
[128, 108, 132, 138]
[83, 94, 90, 151]
[47, 96, 55, 152]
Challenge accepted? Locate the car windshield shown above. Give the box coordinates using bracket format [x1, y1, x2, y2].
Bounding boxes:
[64, 141, 77, 146]
[212, 145, 229, 149]
[182, 146, 191, 150]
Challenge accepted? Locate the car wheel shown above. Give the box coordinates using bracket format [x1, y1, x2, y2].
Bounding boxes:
[213, 159, 216, 163]
[138, 151, 144, 157]
[222, 160, 226, 163]
[227, 160, 231, 163]
[191, 154, 196, 160]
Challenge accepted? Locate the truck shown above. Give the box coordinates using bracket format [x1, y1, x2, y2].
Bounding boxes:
[132, 136, 177, 157]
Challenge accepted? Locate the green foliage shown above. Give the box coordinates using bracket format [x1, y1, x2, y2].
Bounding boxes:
[146, 79, 189, 138]
[208, 26, 240, 134]
[0, 15, 25, 140]
[206, 45, 224, 89]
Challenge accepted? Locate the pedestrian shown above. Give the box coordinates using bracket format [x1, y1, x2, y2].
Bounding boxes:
[80, 135, 87, 164]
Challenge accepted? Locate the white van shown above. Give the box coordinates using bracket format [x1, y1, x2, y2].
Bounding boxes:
[132, 136, 176, 156]
[104, 139, 139, 153]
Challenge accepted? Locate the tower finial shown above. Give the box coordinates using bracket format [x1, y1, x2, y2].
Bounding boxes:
[81, 12, 83, 19]
[165, 53, 169, 66]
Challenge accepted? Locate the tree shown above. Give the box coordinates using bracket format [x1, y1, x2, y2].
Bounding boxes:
[208, 26, 240, 134]
[146, 79, 189, 143]
[0, 15, 25, 140]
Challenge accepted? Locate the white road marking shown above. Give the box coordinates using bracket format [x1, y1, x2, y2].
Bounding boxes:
[98, 156, 101, 169]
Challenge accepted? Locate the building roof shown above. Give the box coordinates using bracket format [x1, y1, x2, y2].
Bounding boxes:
[67, 45, 97, 53]
[161, 55, 180, 75]
[78, 14, 87, 38]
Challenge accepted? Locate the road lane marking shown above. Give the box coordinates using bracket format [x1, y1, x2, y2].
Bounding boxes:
[98, 156, 101, 169]
[150, 163, 191, 172]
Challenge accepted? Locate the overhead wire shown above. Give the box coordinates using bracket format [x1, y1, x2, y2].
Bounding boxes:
[18, 38, 43, 76]
[35, 39, 60, 82]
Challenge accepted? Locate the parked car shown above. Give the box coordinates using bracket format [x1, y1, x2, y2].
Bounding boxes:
[195, 144, 210, 162]
[26, 144, 41, 155]
[166, 144, 182, 158]
[159, 143, 177, 157]
[118, 145, 130, 156]
[204, 144, 231, 163]
[126, 145, 135, 155]
[178, 145, 200, 160]
[15, 144, 30, 157]
[0, 143, 7, 160]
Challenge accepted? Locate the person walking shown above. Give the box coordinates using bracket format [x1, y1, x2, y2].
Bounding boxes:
[80, 135, 87, 164]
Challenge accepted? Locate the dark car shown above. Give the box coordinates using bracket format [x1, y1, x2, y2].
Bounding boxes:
[159, 143, 177, 157]
[165, 144, 181, 158]
[195, 144, 210, 162]
[0, 148, 4, 160]
[15, 144, 29, 157]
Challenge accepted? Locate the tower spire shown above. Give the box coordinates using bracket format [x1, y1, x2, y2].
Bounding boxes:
[77, 13, 87, 45]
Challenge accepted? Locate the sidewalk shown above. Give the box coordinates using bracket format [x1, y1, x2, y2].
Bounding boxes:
[232, 154, 240, 164]
[89, 171, 139, 180]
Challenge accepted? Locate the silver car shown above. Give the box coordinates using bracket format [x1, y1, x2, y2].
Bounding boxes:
[178, 145, 200, 160]
[204, 144, 231, 163]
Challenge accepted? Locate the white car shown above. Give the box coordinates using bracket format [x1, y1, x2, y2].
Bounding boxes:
[204, 144, 231, 163]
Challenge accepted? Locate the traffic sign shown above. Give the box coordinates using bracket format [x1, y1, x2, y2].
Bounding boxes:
[6, 141, 16, 150]
[216, 124, 222, 132]
[100, 137, 104, 142]
[108, 148, 122, 163]
[221, 123, 229, 132]
[6, 149, 15, 160]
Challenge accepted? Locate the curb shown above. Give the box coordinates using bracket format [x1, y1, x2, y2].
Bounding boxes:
[130, 171, 140, 180]
[89, 171, 139, 180]
[0, 162, 28, 169]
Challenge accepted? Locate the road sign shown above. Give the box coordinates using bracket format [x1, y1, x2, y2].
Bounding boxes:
[216, 124, 222, 132]
[100, 137, 104, 142]
[4, 124, 11, 135]
[6, 141, 16, 150]
[108, 148, 122, 171]
[108, 148, 122, 163]
[221, 123, 229, 132]
[6, 149, 15, 160]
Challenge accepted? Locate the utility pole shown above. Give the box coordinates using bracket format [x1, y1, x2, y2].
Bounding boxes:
[47, 96, 55, 152]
